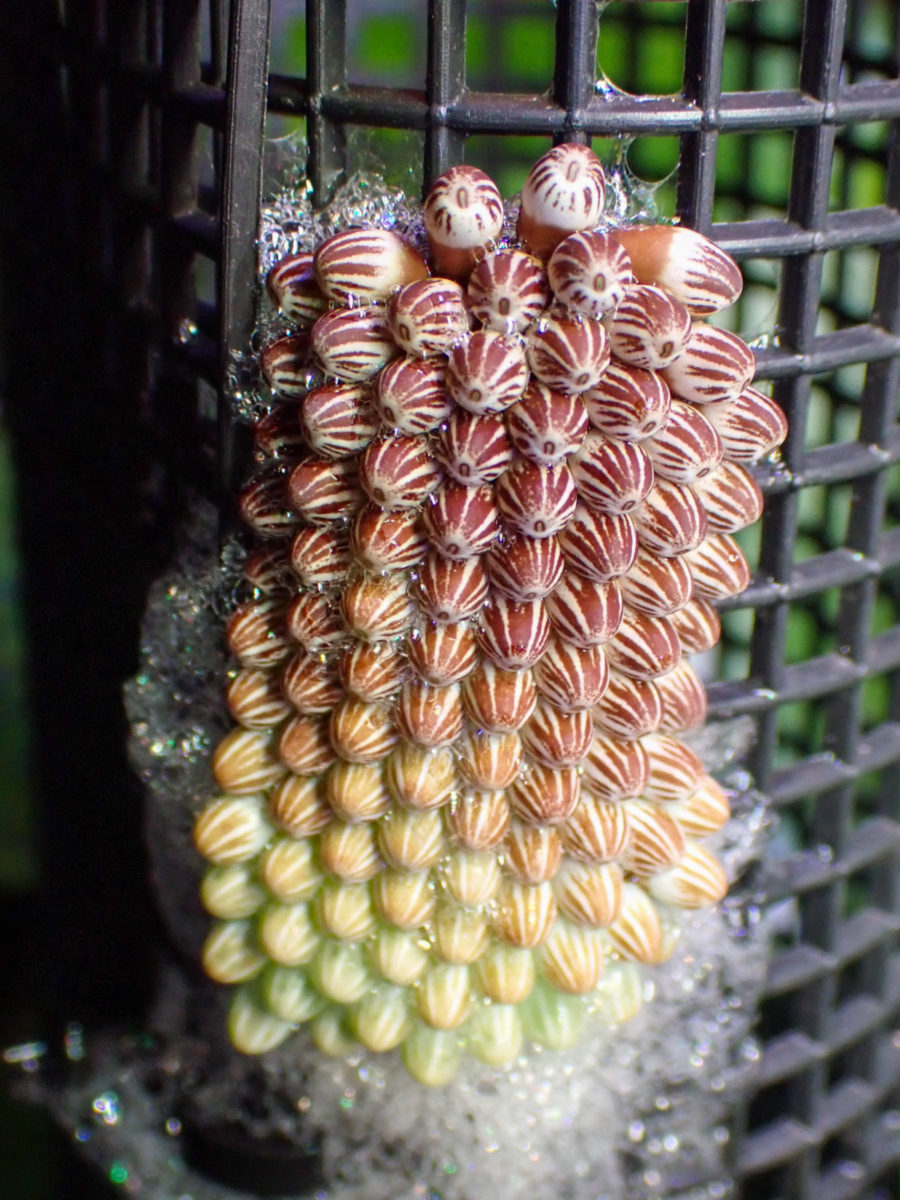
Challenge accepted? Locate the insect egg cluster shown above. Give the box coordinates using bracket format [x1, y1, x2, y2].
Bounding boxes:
[193, 143, 787, 1085]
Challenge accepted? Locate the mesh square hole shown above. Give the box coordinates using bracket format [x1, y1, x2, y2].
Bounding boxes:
[597, 1, 686, 98]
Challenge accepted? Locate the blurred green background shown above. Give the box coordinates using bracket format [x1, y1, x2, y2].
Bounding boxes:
[2, 0, 898, 1195]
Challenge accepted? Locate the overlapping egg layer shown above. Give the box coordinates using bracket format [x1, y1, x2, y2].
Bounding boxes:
[194, 144, 786, 1084]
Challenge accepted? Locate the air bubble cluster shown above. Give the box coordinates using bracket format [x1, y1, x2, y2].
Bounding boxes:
[194, 145, 786, 1084]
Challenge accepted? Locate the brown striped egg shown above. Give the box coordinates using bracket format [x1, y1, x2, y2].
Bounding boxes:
[277, 713, 334, 774]
[311, 940, 371, 1002]
[422, 481, 499, 559]
[692, 459, 764, 534]
[526, 310, 610, 395]
[373, 869, 435, 929]
[503, 819, 562, 884]
[560, 794, 629, 863]
[492, 879, 557, 948]
[282, 651, 342, 714]
[538, 919, 605, 993]
[377, 807, 445, 871]
[374, 356, 451, 434]
[202, 921, 266, 984]
[259, 902, 321, 965]
[604, 285, 692, 371]
[301, 383, 379, 458]
[442, 848, 501, 905]
[290, 525, 352, 586]
[432, 905, 490, 965]
[621, 799, 686, 876]
[407, 621, 477, 686]
[474, 945, 534, 1006]
[505, 382, 589, 464]
[581, 733, 649, 802]
[388, 278, 468, 358]
[194, 795, 272, 865]
[646, 842, 728, 908]
[553, 859, 623, 928]
[423, 164, 504, 281]
[416, 962, 473, 1029]
[484, 533, 564, 601]
[350, 505, 427, 572]
[461, 660, 537, 732]
[326, 761, 392, 823]
[531, 635, 609, 712]
[612, 225, 743, 316]
[517, 143, 607, 260]
[319, 820, 383, 883]
[370, 926, 430, 986]
[285, 591, 344, 652]
[394, 679, 465, 748]
[435, 410, 513, 485]
[259, 837, 323, 903]
[509, 763, 580, 826]
[582, 361, 672, 442]
[607, 882, 665, 963]
[253, 406, 307, 460]
[655, 660, 708, 733]
[238, 474, 297, 539]
[669, 595, 721, 653]
[557, 504, 638, 582]
[544, 574, 624, 648]
[287, 456, 362, 525]
[260, 334, 313, 400]
[385, 742, 458, 811]
[359, 435, 443, 510]
[338, 640, 409, 702]
[467, 249, 549, 333]
[605, 608, 682, 681]
[226, 598, 292, 668]
[643, 400, 723, 484]
[476, 595, 551, 670]
[454, 728, 523, 790]
[662, 325, 755, 406]
[329, 698, 397, 764]
[242, 546, 296, 596]
[703, 386, 787, 462]
[316, 881, 377, 942]
[311, 306, 398, 382]
[684, 533, 751, 600]
[341, 574, 414, 641]
[446, 330, 529, 415]
[201, 862, 267, 919]
[415, 553, 489, 623]
[495, 459, 577, 538]
[212, 728, 286, 794]
[520, 700, 593, 768]
[617, 547, 693, 617]
[447, 789, 511, 850]
[547, 229, 634, 318]
[666, 775, 731, 836]
[570, 432, 655, 515]
[266, 252, 328, 327]
[641, 733, 705, 803]
[593, 672, 663, 741]
[314, 227, 429, 304]
[269, 773, 331, 836]
[631, 478, 708, 556]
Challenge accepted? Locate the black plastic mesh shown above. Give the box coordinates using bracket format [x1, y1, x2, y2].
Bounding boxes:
[37, 1, 900, 1196]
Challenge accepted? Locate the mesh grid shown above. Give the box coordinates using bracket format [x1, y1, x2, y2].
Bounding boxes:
[42, 1, 900, 1196]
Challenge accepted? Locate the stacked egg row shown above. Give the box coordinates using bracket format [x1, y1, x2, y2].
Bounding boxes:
[193, 144, 786, 1085]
